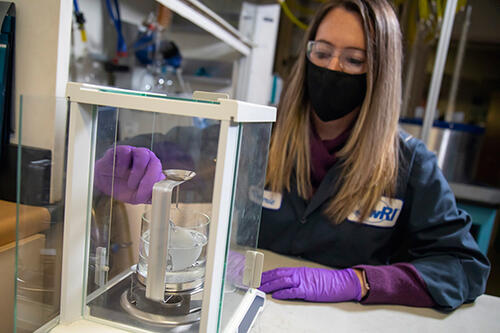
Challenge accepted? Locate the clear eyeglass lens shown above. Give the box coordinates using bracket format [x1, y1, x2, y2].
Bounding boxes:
[307, 41, 366, 74]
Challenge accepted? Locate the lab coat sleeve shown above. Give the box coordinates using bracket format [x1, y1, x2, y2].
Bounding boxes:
[404, 141, 490, 311]
[354, 263, 435, 307]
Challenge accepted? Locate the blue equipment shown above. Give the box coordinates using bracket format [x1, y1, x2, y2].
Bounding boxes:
[0, 2, 14, 159]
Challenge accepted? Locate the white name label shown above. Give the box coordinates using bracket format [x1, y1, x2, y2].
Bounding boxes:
[262, 190, 282, 210]
[347, 196, 403, 227]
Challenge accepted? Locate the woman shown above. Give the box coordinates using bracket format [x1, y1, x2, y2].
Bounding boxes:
[94, 0, 489, 311]
[257, 0, 489, 310]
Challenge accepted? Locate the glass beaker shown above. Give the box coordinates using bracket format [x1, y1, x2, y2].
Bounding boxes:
[137, 207, 210, 291]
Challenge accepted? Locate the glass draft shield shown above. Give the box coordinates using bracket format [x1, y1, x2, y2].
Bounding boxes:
[58, 83, 275, 332]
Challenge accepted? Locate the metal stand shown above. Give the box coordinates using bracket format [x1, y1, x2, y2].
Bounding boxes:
[87, 270, 200, 332]
[121, 272, 203, 326]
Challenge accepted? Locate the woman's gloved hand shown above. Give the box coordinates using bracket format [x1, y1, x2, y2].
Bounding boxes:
[258, 267, 362, 302]
[94, 145, 165, 204]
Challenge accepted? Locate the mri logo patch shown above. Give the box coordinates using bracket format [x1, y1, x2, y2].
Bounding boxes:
[347, 196, 403, 227]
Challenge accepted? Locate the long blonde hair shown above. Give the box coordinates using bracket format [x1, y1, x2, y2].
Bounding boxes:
[266, 0, 402, 223]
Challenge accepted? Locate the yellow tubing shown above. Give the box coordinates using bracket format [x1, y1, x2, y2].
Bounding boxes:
[418, 0, 430, 21]
[278, 0, 308, 31]
[457, 0, 467, 12]
[436, 0, 444, 19]
[80, 28, 87, 42]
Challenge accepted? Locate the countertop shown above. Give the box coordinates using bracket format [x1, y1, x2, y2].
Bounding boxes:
[252, 250, 500, 333]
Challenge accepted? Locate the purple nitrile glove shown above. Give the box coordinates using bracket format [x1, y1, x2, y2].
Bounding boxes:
[94, 145, 166, 204]
[258, 267, 362, 302]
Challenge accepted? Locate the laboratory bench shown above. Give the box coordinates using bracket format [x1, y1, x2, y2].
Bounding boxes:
[250, 250, 500, 333]
[50, 249, 500, 333]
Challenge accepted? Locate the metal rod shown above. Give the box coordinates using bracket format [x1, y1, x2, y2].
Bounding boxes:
[421, 0, 458, 144]
[402, 23, 425, 117]
[445, 5, 472, 122]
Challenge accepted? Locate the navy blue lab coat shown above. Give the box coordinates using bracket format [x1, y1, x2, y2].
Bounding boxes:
[258, 131, 491, 311]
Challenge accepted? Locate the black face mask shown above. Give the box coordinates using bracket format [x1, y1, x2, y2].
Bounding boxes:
[306, 59, 367, 122]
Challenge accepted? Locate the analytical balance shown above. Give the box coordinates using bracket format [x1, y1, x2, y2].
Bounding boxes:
[50, 83, 275, 332]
